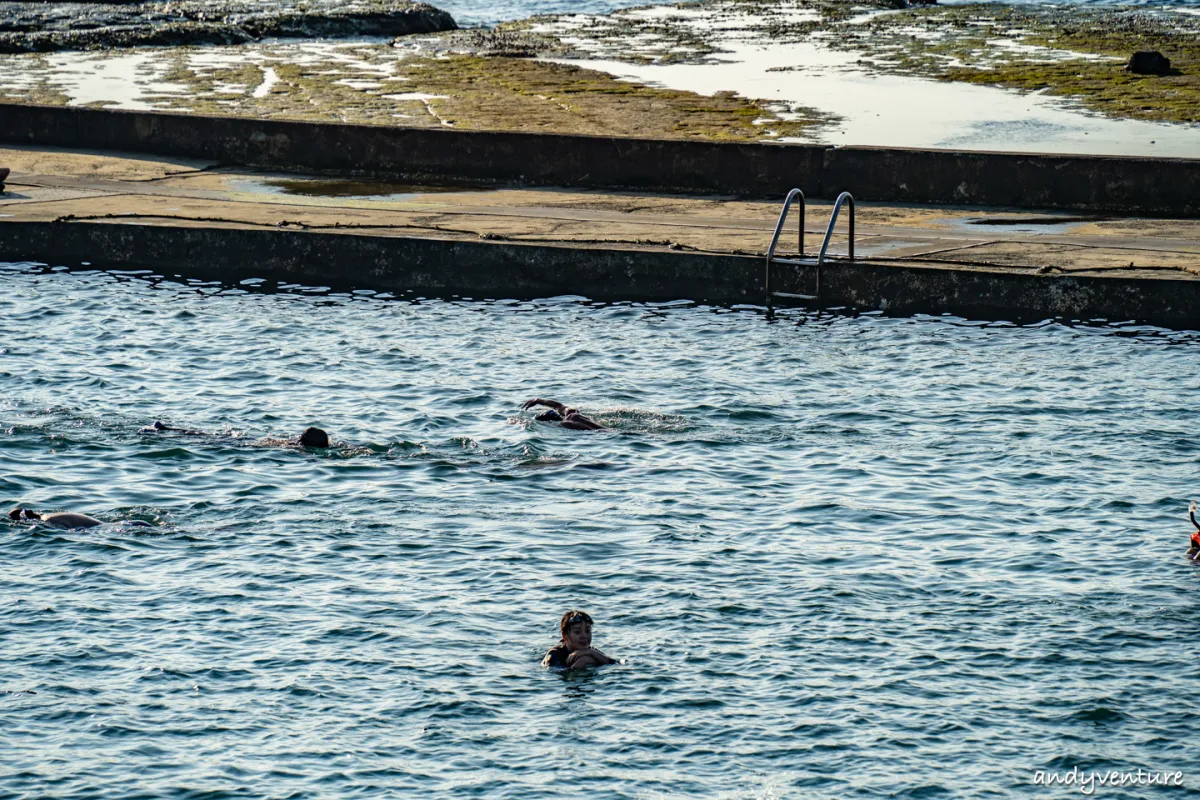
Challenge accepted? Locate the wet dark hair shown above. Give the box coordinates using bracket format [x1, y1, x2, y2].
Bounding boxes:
[536, 410, 564, 422]
[8, 508, 38, 521]
[8, 507, 23, 521]
[299, 427, 330, 448]
[559, 610, 594, 640]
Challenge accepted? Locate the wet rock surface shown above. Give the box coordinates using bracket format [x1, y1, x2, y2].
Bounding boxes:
[411, 28, 572, 59]
[0, 0, 456, 52]
[507, 0, 1199, 125]
[1127, 50, 1173, 75]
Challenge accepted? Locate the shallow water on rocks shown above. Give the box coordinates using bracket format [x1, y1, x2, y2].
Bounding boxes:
[3, 262, 1199, 798]
[443, 0, 1200, 26]
[436, 0, 694, 26]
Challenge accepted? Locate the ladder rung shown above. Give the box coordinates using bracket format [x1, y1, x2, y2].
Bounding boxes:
[770, 258, 817, 267]
[770, 291, 818, 300]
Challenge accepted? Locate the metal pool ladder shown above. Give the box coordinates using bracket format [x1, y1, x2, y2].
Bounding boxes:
[765, 189, 855, 309]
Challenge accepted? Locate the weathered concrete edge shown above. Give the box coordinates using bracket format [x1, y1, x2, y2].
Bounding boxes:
[2, 103, 1199, 216]
[2, 221, 1198, 329]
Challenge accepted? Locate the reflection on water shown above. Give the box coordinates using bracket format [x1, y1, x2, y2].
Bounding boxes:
[231, 176, 494, 200]
[2, 262, 1200, 798]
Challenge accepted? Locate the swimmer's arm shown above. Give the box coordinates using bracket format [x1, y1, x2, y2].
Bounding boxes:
[142, 421, 206, 435]
[567, 648, 617, 667]
[522, 398, 567, 413]
[1190, 501, 1199, 532]
[593, 649, 617, 665]
[566, 651, 602, 668]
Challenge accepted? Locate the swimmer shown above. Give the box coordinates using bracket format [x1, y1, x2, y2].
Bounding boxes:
[247, 426, 333, 449]
[296, 427, 331, 447]
[140, 420, 205, 435]
[542, 610, 618, 669]
[143, 421, 331, 448]
[1188, 502, 1200, 561]
[521, 398, 605, 431]
[8, 507, 101, 529]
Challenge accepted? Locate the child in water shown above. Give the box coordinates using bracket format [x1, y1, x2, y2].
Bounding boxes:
[542, 610, 618, 669]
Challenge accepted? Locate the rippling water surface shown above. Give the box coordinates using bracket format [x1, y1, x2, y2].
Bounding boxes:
[3, 262, 1200, 799]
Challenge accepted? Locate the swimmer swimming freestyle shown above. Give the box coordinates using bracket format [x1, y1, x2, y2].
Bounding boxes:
[8, 507, 101, 529]
[542, 610, 618, 669]
[521, 399, 605, 431]
[143, 421, 332, 448]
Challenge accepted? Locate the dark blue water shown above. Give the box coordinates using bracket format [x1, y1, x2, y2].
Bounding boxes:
[3, 262, 1200, 798]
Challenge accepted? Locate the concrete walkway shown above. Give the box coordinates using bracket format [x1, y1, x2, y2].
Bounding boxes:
[2, 144, 1198, 282]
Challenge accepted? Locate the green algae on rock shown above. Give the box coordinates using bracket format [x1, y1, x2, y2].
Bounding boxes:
[515, 0, 1200, 126]
[0, 40, 834, 141]
[829, 4, 1200, 125]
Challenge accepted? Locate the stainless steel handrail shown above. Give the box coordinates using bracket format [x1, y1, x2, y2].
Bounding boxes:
[765, 189, 856, 310]
[817, 191, 855, 267]
[764, 188, 805, 306]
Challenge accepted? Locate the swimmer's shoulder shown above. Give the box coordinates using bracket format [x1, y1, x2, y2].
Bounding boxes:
[41, 512, 102, 529]
[542, 644, 570, 668]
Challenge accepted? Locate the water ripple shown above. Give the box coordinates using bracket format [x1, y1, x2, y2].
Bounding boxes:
[2, 264, 1199, 797]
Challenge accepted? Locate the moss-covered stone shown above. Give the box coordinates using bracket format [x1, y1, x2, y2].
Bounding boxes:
[0, 41, 834, 140]
[517, 0, 1200, 125]
[830, 4, 1200, 124]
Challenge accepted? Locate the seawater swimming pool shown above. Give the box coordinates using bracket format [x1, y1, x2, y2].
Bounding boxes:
[2, 261, 1199, 798]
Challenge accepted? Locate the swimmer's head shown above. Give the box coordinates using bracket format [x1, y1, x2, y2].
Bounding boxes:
[559, 610, 594, 650]
[299, 427, 330, 448]
[8, 508, 39, 521]
[536, 410, 563, 422]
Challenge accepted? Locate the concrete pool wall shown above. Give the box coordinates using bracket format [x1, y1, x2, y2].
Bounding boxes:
[2, 102, 1200, 216]
[5, 220, 1200, 328]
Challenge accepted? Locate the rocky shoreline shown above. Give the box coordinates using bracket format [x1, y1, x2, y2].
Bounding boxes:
[0, 0, 456, 53]
[0, 0, 1193, 150]
[503, 0, 1199, 126]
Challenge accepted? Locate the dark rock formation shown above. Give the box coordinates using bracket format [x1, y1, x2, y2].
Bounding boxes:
[1126, 50, 1172, 75]
[0, 0, 456, 53]
[0, 166, 8, 193]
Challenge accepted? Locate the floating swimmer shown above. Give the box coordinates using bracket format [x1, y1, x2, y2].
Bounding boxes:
[542, 610, 618, 669]
[1188, 502, 1200, 562]
[143, 421, 331, 448]
[522, 398, 605, 431]
[8, 507, 101, 529]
